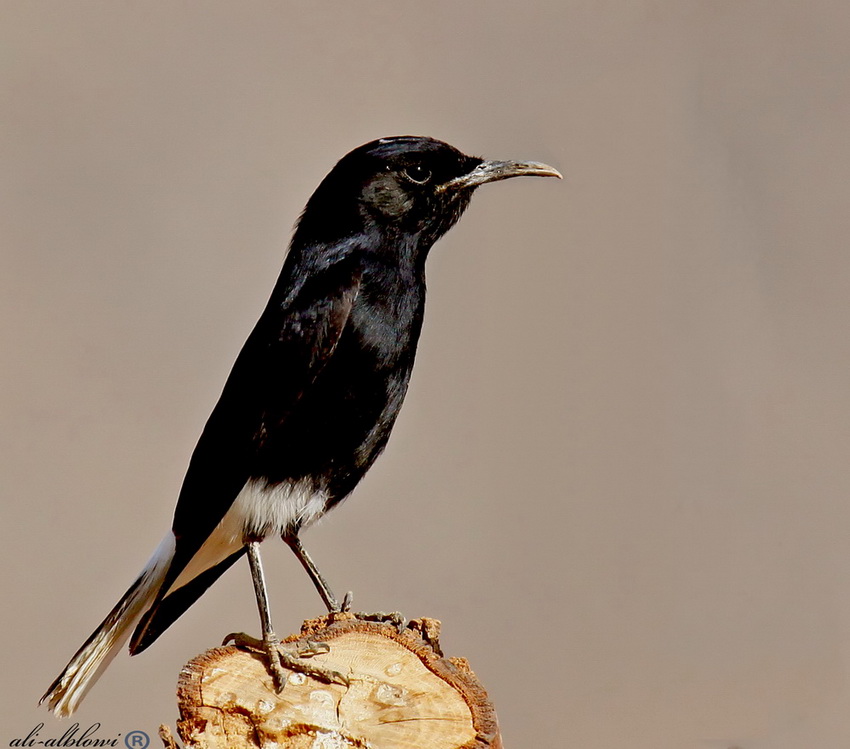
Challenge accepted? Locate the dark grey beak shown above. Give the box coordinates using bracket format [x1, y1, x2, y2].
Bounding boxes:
[439, 159, 562, 192]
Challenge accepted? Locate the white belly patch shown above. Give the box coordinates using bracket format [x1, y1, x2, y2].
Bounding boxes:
[229, 477, 329, 539]
[168, 478, 328, 594]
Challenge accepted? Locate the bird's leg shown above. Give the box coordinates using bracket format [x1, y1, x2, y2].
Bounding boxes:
[241, 540, 347, 691]
[283, 533, 351, 613]
[244, 539, 287, 690]
[284, 534, 405, 632]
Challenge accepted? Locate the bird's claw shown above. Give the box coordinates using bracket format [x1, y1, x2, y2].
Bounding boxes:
[295, 638, 330, 658]
[222, 631, 263, 649]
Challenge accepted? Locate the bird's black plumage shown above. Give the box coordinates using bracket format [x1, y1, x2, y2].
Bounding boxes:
[42, 136, 560, 715]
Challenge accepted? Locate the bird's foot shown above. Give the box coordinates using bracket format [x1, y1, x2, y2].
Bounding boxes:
[274, 645, 349, 690]
[223, 631, 348, 691]
[348, 610, 407, 633]
[326, 591, 405, 632]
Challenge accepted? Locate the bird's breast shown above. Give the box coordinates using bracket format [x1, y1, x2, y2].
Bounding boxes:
[349, 275, 425, 368]
[252, 286, 424, 502]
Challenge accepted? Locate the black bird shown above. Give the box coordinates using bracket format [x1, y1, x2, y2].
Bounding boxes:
[42, 136, 560, 715]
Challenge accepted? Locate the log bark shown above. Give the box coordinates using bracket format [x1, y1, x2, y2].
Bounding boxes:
[161, 613, 502, 749]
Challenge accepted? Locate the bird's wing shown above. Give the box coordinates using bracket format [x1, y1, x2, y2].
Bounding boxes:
[156, 255, 362, 604]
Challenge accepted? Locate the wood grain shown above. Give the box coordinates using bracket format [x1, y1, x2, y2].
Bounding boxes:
[163, 614, 502, 748]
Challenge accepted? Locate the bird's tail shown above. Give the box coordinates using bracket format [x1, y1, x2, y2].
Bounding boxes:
[40, 535, 175, 717]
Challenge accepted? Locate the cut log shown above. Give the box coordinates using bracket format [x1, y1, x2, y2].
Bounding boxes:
[163, 613, 502, 748]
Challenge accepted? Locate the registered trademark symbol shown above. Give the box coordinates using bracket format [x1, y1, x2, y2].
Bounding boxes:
[124, 730, 150, 749]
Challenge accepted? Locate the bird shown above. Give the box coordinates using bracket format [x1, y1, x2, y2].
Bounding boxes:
[41, 135, 561, 716]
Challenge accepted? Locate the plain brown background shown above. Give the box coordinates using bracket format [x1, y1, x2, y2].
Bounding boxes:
[3, 2, 850, 747]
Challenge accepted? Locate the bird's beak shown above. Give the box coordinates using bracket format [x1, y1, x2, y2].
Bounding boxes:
[439, 159, 563, 192]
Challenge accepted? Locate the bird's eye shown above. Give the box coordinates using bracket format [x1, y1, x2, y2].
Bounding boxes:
[403, 164, 432, 185]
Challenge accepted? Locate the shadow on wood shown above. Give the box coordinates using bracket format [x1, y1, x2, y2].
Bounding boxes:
[160, 613, 502, 748]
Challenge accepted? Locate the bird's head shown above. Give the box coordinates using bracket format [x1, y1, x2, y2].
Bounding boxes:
[293, 136, 561, 256]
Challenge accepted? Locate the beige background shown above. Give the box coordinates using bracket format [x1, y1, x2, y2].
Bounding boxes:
[3, 2, 850, 746]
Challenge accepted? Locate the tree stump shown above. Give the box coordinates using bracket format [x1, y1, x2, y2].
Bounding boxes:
[162, 613, 502, 748]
